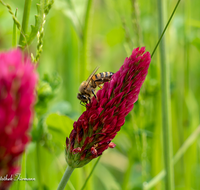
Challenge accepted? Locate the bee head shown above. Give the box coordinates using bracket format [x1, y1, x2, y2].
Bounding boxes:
[77, 93, 88, 102]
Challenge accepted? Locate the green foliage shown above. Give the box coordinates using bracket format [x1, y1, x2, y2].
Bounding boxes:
[44, 0, 54, 15]
[46, 113, 74, 141]
[0, 0, 21, 31]
[1, 0, 200, 190]
[23, 3, 44, 47]
[32, 73, 61, 145]
[35, 73, 61, 116]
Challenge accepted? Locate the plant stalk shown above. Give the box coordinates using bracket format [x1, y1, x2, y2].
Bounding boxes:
[57, 166, 75, 190]
[157, 0, 174, 189]
[82, 0, 93, 81]
[36, 142, 42, 190]
[130, 0, 142, 46]
[19, 0, 32, 47]
[12, 9, 18, 47]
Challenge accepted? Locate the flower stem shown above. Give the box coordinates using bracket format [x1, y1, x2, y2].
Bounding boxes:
[157, 0, 174, 189]
[19, 0, 32, 47]
[57, 166, 75, 190]
[81, 157, 101, 190]
[151, 0, 181, 58]
[12, 8, 18, 47]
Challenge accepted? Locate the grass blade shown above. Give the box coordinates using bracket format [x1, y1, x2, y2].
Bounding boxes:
[151, 0, 182, 58]
[81, 156, 101, 190]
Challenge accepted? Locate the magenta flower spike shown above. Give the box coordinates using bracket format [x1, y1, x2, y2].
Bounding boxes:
[0, 49, 37, 189]
[65, 47, 151, 168]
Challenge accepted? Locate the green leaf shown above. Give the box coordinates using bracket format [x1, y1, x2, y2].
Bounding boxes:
[45, 113, 74, 151]
[49, 101, 72, 115]
[46, 113, 74, 137]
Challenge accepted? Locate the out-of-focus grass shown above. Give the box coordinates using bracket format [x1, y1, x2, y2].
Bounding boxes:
[1, 0, 200, 189]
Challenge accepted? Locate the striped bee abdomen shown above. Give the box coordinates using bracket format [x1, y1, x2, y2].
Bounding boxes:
[91, 72, 114, 88]
[93, 72, 114, 81]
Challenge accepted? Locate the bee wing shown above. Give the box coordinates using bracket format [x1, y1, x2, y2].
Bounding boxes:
[86, 66, 99, 84]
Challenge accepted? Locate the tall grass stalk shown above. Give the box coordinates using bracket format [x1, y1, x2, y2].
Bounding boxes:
[20, 152, 27, 190]
[36, 142, 42, 190]
[157, 0, 174, 189]
[67, 0, 83, 38]
[184, 0, 190, 96]
[19, 0, 32, 47]
[82, 0, 93, 80]
[130, 0, 142, 46]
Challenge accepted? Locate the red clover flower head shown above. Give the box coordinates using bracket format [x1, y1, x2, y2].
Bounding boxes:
[0, 49, 37, 189]
[65, 47, 151, 168]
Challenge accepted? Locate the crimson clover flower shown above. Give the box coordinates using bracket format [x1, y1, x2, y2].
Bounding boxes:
[65, 47, 151, 168]
[0, 49, 37, 190]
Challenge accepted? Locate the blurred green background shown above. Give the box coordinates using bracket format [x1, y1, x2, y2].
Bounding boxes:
[0, 0, 200, 189]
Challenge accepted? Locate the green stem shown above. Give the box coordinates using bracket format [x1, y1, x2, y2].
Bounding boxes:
[57, 166, 75, 190]
[151, 0, 181, 58]
[17, 151, 27, 190]
[183, 0, 190, 130]
[36, 142, 42, 190]
[81, 0, 93, 81]
[81, 157, 101, 190]
[130, 0, 142, 46]
[143, 126, 200, 190]
[67, 0, 83, 39]
[21, 152, 26, 189]
[12, 8, 18, 47]
[157, 0, 174, 189]
[19, 0, 32, 47]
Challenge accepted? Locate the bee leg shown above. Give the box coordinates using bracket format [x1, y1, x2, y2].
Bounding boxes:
[80, 101, 86, 107]
[88, 97, 91, 103]
[92, 89, 99, 103]
[92, 89, 97, 99]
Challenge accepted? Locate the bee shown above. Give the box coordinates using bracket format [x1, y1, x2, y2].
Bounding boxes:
[77, 66, 114, 106]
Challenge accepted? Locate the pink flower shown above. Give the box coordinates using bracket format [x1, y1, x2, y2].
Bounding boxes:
[65, 47, 151, 168]
[0, 49, 37, 189]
